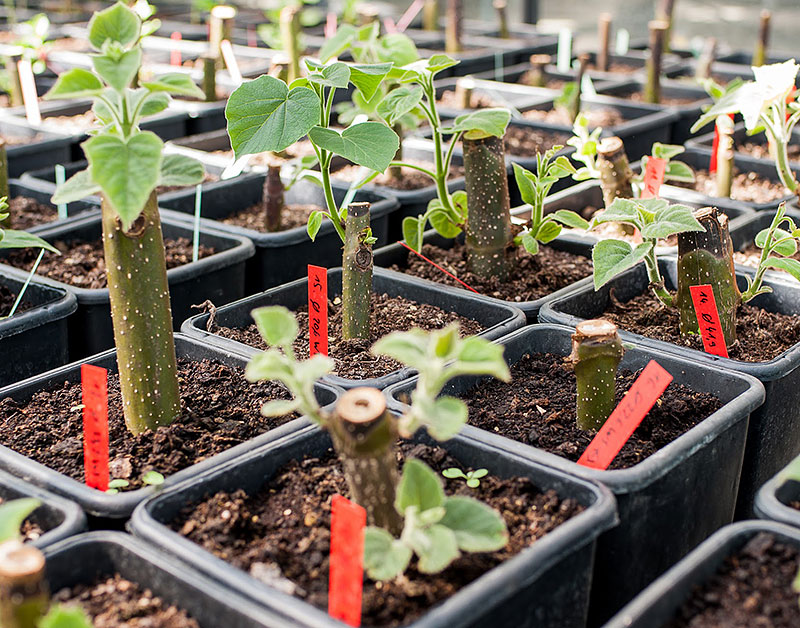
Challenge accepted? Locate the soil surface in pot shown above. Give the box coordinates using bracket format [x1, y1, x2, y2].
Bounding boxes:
[1, 131, 43, 145]
[518, 71, 568, 90]
[210, 292, 483, 380]
[332, 160, 465, 191]
[40, 110, 97, 131]
[734, 242, 800, 271]
[221, 202, 324, 232]
[738, 140, 800, 162]
[456, 352, 721, 470]
[678, 168, 788, 204]
[53, 574, 200, 628]
[665, 532, 800, 628]
[0, 282, 32, 316]
[0, 359, 297, 488]
[438, 89, 502, 110]
[388, 241, 592, 302]
[0, 495, 44, 542]
[587, 61, 641, 74]
[503, 125, 570, 157]
[616, 89, 701, 106]
[2, 237, 216, 289]
[522, 106, 625, 128]
[601, 288, 800, 362]
[171, 441, 584, 627]
[5, 195, 63, 230]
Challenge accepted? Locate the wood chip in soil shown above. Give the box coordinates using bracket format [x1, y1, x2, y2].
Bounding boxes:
[221, 203, 324, 232]
[170, 441, 584, 627]
[211, 292, 483, 380]
[601, 288, 800, 362]
[388, 240, 592, 302]
[522, 106, 625, 127]
[503, 125, 570, 157]
[53, 574, 200, 628]
[0, 495, 44, 542]
[457, 352, 721, 470]
[0, 359, 296, 488]
[333, 160, 464, 191]
[680, 168, 789, 204]
[665, 533, 800, 628]
[1, 237, 215, 289]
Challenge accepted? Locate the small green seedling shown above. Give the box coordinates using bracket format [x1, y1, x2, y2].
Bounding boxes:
[105, 479, 130, 495]
[741, 202, 800, 301]
[105, 471, 165, 494]
[442, 467, 488, 488]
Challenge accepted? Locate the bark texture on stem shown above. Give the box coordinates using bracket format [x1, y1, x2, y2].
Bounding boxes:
[0, 541, 47, 628]
[645, 20, 667, 104]
[463, 133, 512, 281]
[201, 54, 217, 102]
[330, 388, 402, 535]
[597, 136, 634, 207]
[676, 206, 741, 346]
[570, 319, 624, 432]
[102, 192, 181, 434]
[280, 5, 301, 84]
[493, 0, 509, 39]
[445, 0, 462, 54]
[695, 37, 717, 80]
[342, 202, 373, 340]
[715, 116, 734, 198]
[656, 0, 675, 52]
[753, 10, 771, 67]
[263, 165, 284, 232]
[597, 13, 612, 73]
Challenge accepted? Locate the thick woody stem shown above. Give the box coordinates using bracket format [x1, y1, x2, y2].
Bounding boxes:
[342, 202, 373, 340]
[645, 20, 667, 104]
[280, 5, 301, 84]
[694, 37, 717, 80]
[0, 541, 48, 628]
[263, 165, 284, 232]
[423, 0, 439, 31]
[0, 139, 9, 201]
[463, 133, 512, 281]
[445, 0, 462, 54]
[597, 136, 634, 207]
[676, 207, 741, 346]
[527, 54, 551, 87]
[329, 388, 403, 535]
[569, 54, 590, 123]
[597, 13, 612, 73]
[570, 319, 624, 432]
[715, 115, 734, 198]
[494, 0, 509, 39]
[753, 10, 771, 67]
[454, 76, 474, 110]
[5, 54, 22, 108]
[102, 192, 181, 434]
[208, 5, 236, 67]
[201, 55, 217, 102]
[656, 0, 675, 52]
[388, 123, 404, 181]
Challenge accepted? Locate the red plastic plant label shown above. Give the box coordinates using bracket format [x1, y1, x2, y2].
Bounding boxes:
[81, 364, 109, 491]
[329, 495, 366, 627]
[709, 113, 736, 173]
[689, 284, 729, 358]
[640, 157, 666, 199]
[325, 12, 337, 38]
[170, 31, 181, 66]
[577, 360, 673, 470]
[308, 265, 328, 357]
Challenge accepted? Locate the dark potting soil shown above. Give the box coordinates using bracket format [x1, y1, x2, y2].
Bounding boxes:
[212, 293, 483, 380]
[437, 89, 501, 110]
[0, 281, 32, 316]
[685, 168, 788, 204]
[0, 495, 44, 542]
[601, 288, 800, 362]
[457, 352, 721, 470]
[588, 62, 641, 74]
[2, 237, 215, 289]
[171, 441, 584, 627]
[518, 71, 567, 90]
[522, 106, 625, 128]
[52, 574, 200, 628]
[221, 203, 324, 232]
[333, 160, 465, 191]
[503, 125, 570, 157]
[389, 241, 593, 302]
[738, 141, 800, 162]
[0, 359, 296, 488]
[622, 90, 701, 106]
[664, 533, 800, 628]
[5, 195, 59, 230]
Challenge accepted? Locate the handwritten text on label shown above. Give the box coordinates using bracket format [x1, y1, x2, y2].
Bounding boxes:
[81, 364, 109, 491]
[308, 265, 328, 356]
[689, 284, 729, 358]
[329, 495, 366, 627]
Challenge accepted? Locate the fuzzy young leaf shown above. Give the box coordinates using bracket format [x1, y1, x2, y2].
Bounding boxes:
[139, 91, 170, 118]
[309, 122, 399, 172]
[93, 46, 142, 91]
[349, 63, 393, 100]
[0, 498, 40, 543]
[402, 215, 425, 251]
[639, 204, 704, 240]
[307, 210, 324, 241]
[592, 198, 642, 229]
[44, 68, 103, 100]
[88, 1, 140, 50]
[371, 328, 427, 365]
[513, 162, 537, 207]
[245, 350, 296, 382]
[363, 527, 412, 580]
[592, 239, 653, 290]
[651, 142, 685, 161]
[377, 85, 423, 125]
[419, 396, 468, 441]
[426, 54, 459, 75]
[765, 257, 800, 282]
[0, 229, 59, 253]
[395, 458, 445, 513]
[158, 154, 205, 187]
[535, 220, 561, 243]
[411, 524, 460, 573]
[756, 227, 797, 256]
[251, 305, 299, 347]
[142, 73, 204, 98]
[52, 169, 101, 204]
[319, 24, 357, 63]
[550, 209, 590, 230]
[428, 200, 463, 238]
[447, 108, 511, 138]
[664, 161, 695, 183]
[439, 495, 508, 552]
[305, 60, 351, 89]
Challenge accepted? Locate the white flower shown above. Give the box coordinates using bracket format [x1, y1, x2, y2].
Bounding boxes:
[738, 59, 799, 130]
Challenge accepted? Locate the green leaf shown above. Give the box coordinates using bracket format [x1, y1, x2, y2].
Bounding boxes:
[226, 76, 321, 159]
[93, 46, 142, 91]
[372, 328, 427, 366]
[402, 215, 424, 251]
[440, 495, 508, 552]
[423, 396, 468, 440]
[306, 60, 351, 89]
[44, 68, 103, 100]
[377, 85, 423, 125]
[259, 398, 300, 417]
[756, 227, 797, 256]
[521, 232, 539, 255]
[52, 169, 101, 204]
[293, 354, 337, 384]
[395, 459, 445, 513]
[690, 87, 742, 133]
[309, 122, 399, 172]
[0, 498, 40, 543]
[447, 108, 511, 138]
[765, 257, 800, 282]
[319, 24, 357, 63]
[88, 1, 141, 50]
[377, 34, 419, 66]
[37, 605, 94, 628]
[143, 72, 204, 98]
[428, 201, 463, 238]
[651, 142, 685, 160]
[664, 161, 695, 183]
[307, 210, 323, 241]
[251, 305, 299, 347]
[159, 154, 205, 187]
[592, 198, 641, 229]
[513, 163, 536, 207]
[139, 91, 170, 118]
[535, 220, 561, 243]
[592, 240, 653, 290]
[363, 526, 412, 581]
[246, 349, 296, 382]
[411, 524, 460, 573]
[640, 203, 704, 239]
[108, 479, 130, 489]
[83, 131, 163, 231]
[426, 54, 459, 75]
[0, 230, 60, 254]
[551, 209, 590, 230]
[349, 63, 393, 100]
[442, 468, 467, 479]
[141, 470, 164, 486]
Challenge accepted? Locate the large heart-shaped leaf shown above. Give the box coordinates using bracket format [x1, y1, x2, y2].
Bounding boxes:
[640, 204, 704, 240]
[349, 62, 393, 100]
[83, 131, 163, 230]
[88, 1, 140, 50]
[592, 239, 653, 289]
[93, 47, 142, 91]
[226, 75, 321, 159]
[158, 154, 205, 187]
[447, 108, 511, 138]
[309, 122, 399, 172]
[44, 68, 103, 100]
[377, 85, 423, 125]
[305, 59, 351, 89]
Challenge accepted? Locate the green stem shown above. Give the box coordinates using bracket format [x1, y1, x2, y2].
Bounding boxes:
[774, 135, 799, 197]
[390, 161, 437, 179]
[202, 55, 217, 102]
[102, 191, 181, 434]
[341, 202, 372, 340]
[645, 246, 673, 307]
[741, 203, 786, 302]
[753, 9, 771, 66]
[0, 541, 48, 628]
[644, 20, 667, 104]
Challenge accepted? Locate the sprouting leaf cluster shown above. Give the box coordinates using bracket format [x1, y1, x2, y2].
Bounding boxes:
[106, 470, 165, 494]
[741, 202, 800, 301]
[442, 467, 488, 488]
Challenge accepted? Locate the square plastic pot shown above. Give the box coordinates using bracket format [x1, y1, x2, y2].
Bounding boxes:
[385, 323, 764, 627]
[9, 178, 99, 233]
[604, 521, 800, 628]
[0, 333, 340, 520]
[0, 213, 255, 359]
[40, 532, 289, 627]
[434, 76, 556, 120]
[0, 468, 85, 548]
[754, 452, 800, 529]
[180, 266, 526, 390]
[373, 228, 594, 322]
[538, 257, 800, 521]
[0, 118, 73, 178]
[686, 121, 800, 168]
[466, 61, 630, 90]
[0, 266, 76, 387]
[568, 51, 687, 81]
[129, 424, 617, 628]
[729, 206, 800, 281]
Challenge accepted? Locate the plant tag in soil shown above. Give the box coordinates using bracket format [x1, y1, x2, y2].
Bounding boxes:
[329, 494, 366, 627]
[709, 113, 735, 173]
[220, 40, 242, 84]
[689, 284, 729, 358]
[396, 0, 425, 32]
[577, 360, 672, 470]
[170, 31, 181, 66]
[81, 364, 109, 491]
[640, 157, 666, 199]
[308, 264, 328, 356]
[17, 59, 41, 126]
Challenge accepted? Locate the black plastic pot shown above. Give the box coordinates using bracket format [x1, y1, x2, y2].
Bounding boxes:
[0, 468, 85, 547]
[467, 61, 630, 90]
[568, 51, 687, 81]
[181, 266, 526, 390]
[40, 532, 289, 627]
[386, 324, 764, 627]
[130, 423, 617, 628]
[539, 257, 800, 521]
[729, 206, 800, 281]
[0, 118, 74, 178]
[0, 266, 76, 388]
[9, 178, 99, 231]
[0, 333, 340, 521]
[754, 453, 800, 528]
[434, 76, 554, 120]
[717, 50, 797, 65]
[604, 521, 800, 628]
[0, 213, 254, 359]
[686, 121, 800, 169]
[373, 228, 594, 322]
